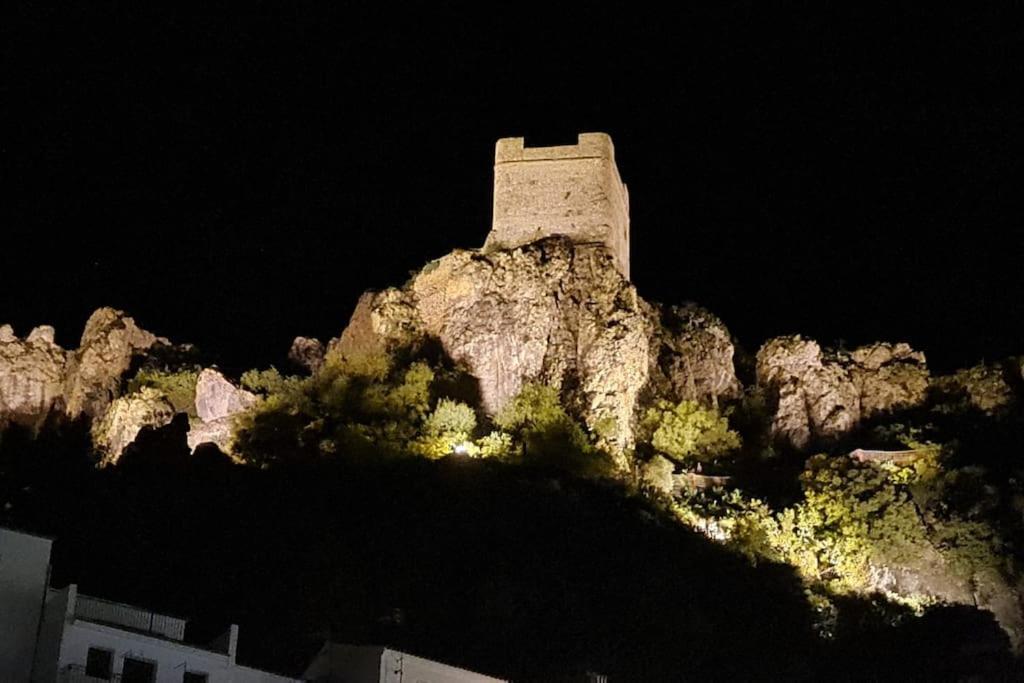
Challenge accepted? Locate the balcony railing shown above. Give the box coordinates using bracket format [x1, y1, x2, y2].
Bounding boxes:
[74, 593, 186, 640]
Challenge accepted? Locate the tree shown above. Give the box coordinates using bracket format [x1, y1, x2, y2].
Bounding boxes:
[641, 400, 741, 465]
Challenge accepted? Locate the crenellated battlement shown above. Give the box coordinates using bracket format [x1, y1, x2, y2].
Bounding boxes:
[485, 132, 631, 279]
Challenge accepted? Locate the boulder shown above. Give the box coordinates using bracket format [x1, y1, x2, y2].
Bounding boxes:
[0, 325, 68, 429]
[187, 417, 238, 458]
[194, 368, 258, 423]
[756, 336, 930, 449]
[91, 387, 176, 465]
[188, 369, 258, 456]
[288, 336, 325, 373]
[63, 308, 161, 419]
[331, 237, 741, 465]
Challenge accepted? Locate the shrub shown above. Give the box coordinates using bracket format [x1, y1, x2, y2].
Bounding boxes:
[640, 400, 741, 465]
[127, 368, 199, 416]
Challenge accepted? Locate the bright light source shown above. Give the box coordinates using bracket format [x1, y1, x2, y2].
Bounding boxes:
[452, 442, 470, 455]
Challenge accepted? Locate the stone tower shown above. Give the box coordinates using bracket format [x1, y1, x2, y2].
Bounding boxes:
[484, 132, 630, 279]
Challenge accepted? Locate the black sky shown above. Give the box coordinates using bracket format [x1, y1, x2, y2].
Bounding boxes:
[3, 6, 1022, 372]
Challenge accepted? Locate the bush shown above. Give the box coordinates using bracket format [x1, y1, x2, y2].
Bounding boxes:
[640, 400, 741, 466]
[127, 368, 199, 416]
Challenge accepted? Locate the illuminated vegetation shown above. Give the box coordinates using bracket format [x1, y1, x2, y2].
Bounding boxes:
[127, 367, 200, 416]
[639, 399, 741, 466]
[232, 355, 617, 477]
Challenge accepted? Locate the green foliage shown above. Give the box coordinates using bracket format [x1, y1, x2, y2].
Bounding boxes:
[127, 367, 199, 416]
[240, 367, 304, 398]
[476, 431, 515, 459]
[412, 399, 479, 459]
[494, 384, 568, 433]
[640, 399, 741, 465]
[639, 454, 675, 495]
[424, 398, 477, 436]
[672, 450, 1009, 602]
[494, 383, 600, 468]
[235, 362, 606, 479]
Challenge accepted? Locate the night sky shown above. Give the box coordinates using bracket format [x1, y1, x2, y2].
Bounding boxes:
[4, 6, 1022, 373]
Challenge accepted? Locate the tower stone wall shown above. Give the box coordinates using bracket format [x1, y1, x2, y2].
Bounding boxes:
[485, 132, 630, 279]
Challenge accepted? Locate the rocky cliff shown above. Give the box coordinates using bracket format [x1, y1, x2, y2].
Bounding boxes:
[327, 236, 740, 463]
[756, 336, 931, 449]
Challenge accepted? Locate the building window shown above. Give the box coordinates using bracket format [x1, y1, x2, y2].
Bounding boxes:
[183, 672, 209, 683]
[85, 647, 113, 679]
[121, 657, 156, 683]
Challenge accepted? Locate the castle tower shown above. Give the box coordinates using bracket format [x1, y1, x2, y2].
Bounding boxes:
[485, 132, 630, 279]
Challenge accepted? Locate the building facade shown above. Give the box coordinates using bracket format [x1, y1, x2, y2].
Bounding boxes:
[0, 527, 53, 681]
[1, 526, 299, 683]
[302, 643, 505, 683]
[485, 132, 630, 279]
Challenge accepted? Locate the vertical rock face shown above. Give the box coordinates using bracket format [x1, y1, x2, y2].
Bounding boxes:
[646, 303, 742, 406]
[194, 369, 258, 423]
[0, 325, 68, 429]
[188, 369, 258, 456]
[63, 308, 160, 420]
[331, 237, 741, 461]
[756, 336, 930, 449]
[91, 387, 176, 465]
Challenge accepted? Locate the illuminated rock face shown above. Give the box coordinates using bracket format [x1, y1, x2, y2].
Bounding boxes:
[756, 337, 930, 449]
[63, 307, 160, 419]
[331, 236, 740, 463]
[0, 325, 67, 429]
[1, 309, 168, 434]
[485, 133, 630, 279]
[91, 387, 175, 465]
[194, 368, 258, 423]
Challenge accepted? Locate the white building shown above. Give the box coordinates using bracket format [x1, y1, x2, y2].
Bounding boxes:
[0, 526, 54, 682]
[4, 526, 512, 683]
[1, 526, 300, 683]
[302, 643, 505, 683]
[35, 584, 300, 683]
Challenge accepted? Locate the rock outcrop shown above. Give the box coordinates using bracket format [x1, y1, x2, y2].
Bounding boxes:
[330, 237, 740, 463]
[187, 369, 258, 456]
[64, 308, 162, 420]
[756, 336, 929, 449]
[194, 368, 258, 422]
[0, 325, 68, 429]
[91, 387, 176, 465]
[288, 336, 325, 373]
[646, 303, 741, 407]
[868, 556, 1024, 651]
[933, 363, 1016, 414]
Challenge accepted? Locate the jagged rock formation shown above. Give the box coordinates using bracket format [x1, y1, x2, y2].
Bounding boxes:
[63, 307, 162, 420]
[91, 387, 176, 465]
[187, 369, 258, 456]
[288, 336, 325, 373]
[645, 303, 741, 407]
[933, 363, 1017, 414]
[330, 236, 740, 461]
[0, 325, 68, 430]
[194, 368, 258, 422]
[1, 308, 177, 458]
[756, 336, 930, 449]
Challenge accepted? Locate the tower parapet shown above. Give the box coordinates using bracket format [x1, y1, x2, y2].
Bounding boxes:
[485, 132, 630, 279]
